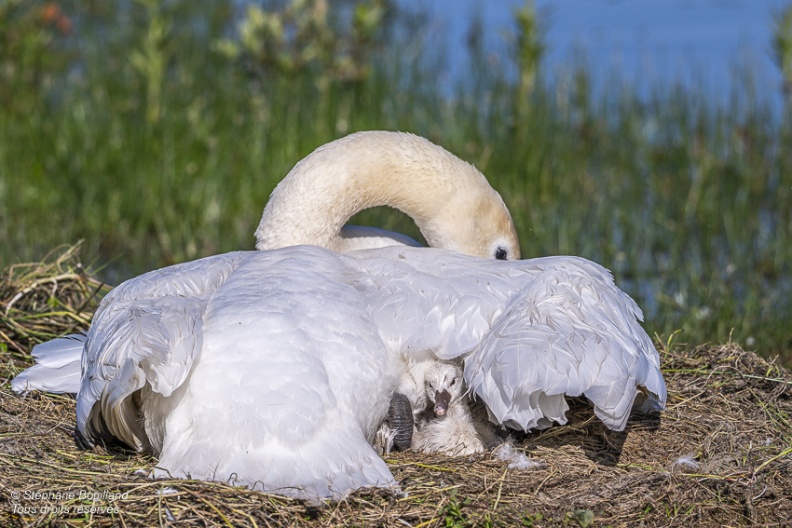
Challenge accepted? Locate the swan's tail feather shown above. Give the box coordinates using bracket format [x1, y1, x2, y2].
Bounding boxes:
[11, 334, 87, 394]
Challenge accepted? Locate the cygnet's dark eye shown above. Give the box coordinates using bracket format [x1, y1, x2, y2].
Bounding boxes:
[495, 247, 508, 260]
[450, 378, 456, 386]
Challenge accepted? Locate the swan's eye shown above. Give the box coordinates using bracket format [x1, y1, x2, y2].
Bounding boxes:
[495, 247, 508, 260]
[450, 378, 456, 386]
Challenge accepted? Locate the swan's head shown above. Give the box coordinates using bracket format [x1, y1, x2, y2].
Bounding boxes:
[425, 362, 464, 417]
[421, 186, 521, 261]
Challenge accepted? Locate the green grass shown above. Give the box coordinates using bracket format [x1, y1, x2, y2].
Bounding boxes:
[0, 1, 790, 364]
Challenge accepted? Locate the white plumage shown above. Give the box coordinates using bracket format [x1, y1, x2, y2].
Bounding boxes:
[75, 248, 402, 498]
[10, 334, 86, 394]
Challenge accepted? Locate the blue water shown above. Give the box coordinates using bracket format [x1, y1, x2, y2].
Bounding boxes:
[408, 0, 787, 112]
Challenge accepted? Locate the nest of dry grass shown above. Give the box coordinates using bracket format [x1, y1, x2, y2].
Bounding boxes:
[1, 246, 790, 527]
[0, 244, 111, 358]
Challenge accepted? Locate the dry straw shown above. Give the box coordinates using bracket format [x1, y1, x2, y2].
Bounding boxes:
[1, 245, 790, 527]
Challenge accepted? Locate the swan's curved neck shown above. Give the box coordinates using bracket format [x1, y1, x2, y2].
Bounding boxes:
[255, 131, 517, 257]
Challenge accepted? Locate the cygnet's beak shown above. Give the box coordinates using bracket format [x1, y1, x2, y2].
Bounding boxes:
[434, 390, 451, 416]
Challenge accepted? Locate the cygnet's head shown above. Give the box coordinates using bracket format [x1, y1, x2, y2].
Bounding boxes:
[425, 362, 464, 417]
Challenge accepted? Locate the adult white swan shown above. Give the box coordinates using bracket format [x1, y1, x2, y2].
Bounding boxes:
[12, 131, 666, 500]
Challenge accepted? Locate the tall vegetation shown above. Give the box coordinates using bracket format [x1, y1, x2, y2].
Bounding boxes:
[773, 2, 792, 103]
[0, 0, 790, 363]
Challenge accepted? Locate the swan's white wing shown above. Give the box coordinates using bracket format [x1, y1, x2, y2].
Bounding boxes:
[77, 253, 241, 450]
[345, 248, 518, 361]
[347, 248, 665, 432]
[11, 334, 87, 394]
[78, 246, 399, 499]
[464, 256, 666, 432]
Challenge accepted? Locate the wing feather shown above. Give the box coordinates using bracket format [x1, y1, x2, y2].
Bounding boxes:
[464, 256, 666, 432]
[77, 253, 241, 449]
[11, 334, 87, 394]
